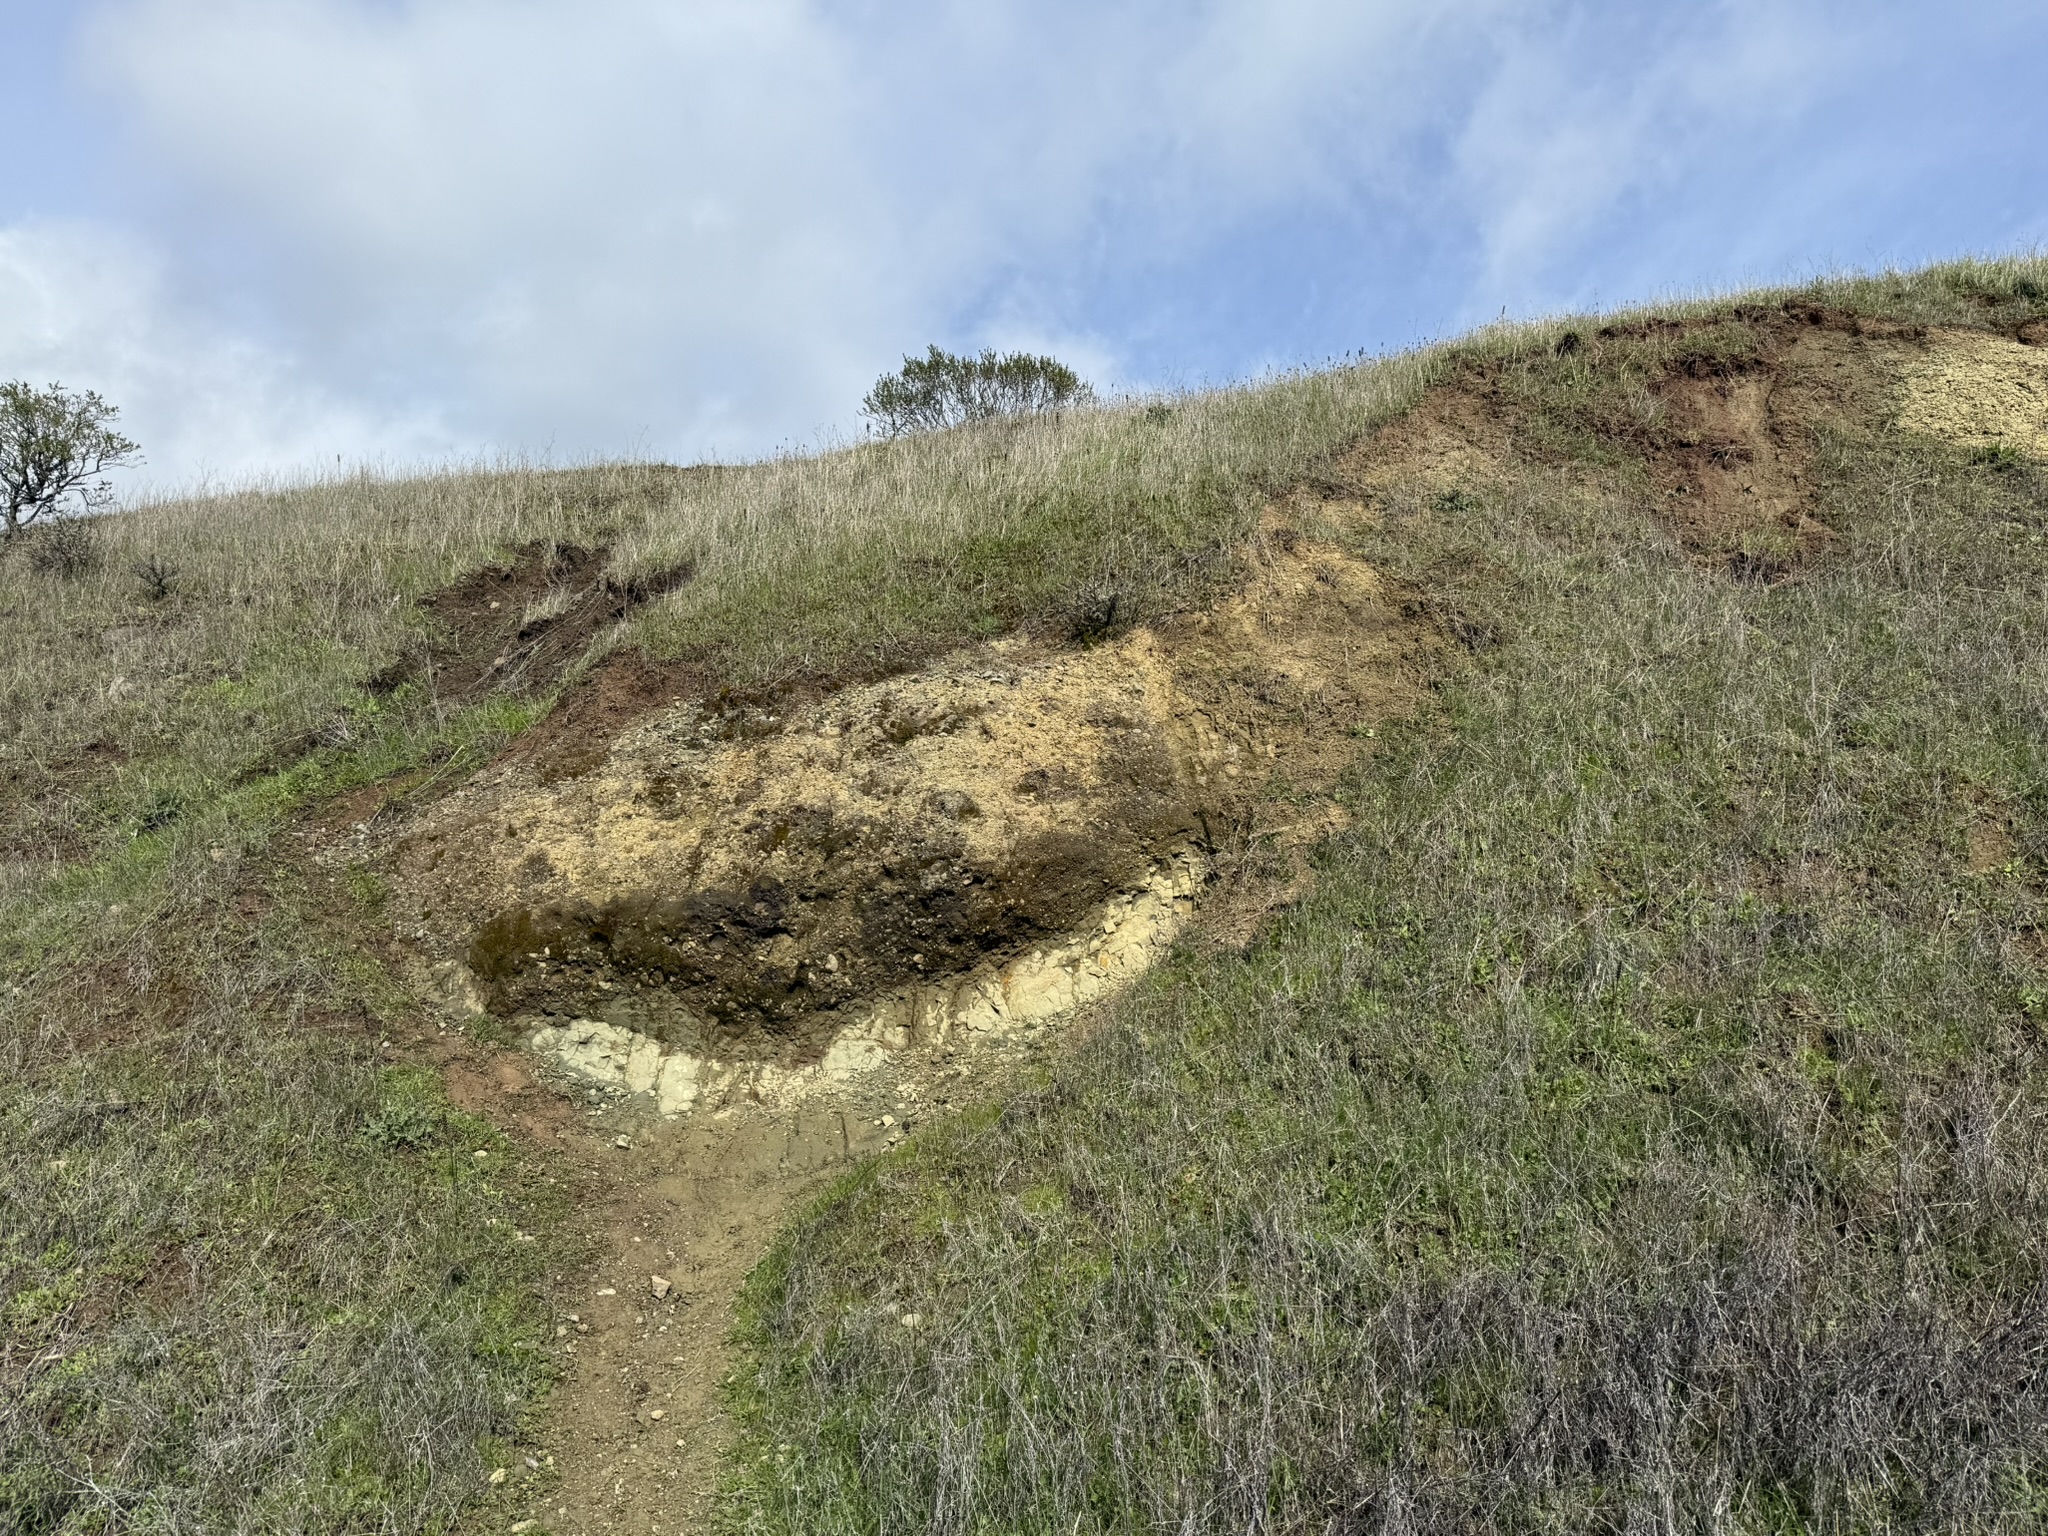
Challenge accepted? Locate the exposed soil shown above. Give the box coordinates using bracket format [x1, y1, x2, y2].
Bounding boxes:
[1897, 327, 2048, 458]
[1651, 362, 1842, 584]
[530, 1113, 821, 1536]
[374, 527, 1438, 1075]
[1644, 307, 2048, 579]
[509, 652, 717, 787]
[375, 542, 694, 706]
[1394, 303, 2021, 588]
[1336, 384, 1519, 512]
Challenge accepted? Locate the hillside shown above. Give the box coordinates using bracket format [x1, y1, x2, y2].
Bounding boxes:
[4, 258, 2048, 1535]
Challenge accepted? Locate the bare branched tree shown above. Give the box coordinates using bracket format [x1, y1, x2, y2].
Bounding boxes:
[0, 381, 141, 540]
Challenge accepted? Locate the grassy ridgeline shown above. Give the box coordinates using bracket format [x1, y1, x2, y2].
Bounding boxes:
[730, 265, 2048, 1533]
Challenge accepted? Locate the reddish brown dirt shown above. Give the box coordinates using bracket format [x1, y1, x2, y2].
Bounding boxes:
[518, 1110, 883, 1536]
[1416, 304, 1934, 586]
[1650, 366, 1835, 581]
[377, 542, 693, 707]
[509, 652, 713, 786]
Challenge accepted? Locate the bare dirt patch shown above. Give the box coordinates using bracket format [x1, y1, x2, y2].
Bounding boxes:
[375, 542, 694, 706]
[1898, 328, 2048, 458]
[1651, 364, 1838, 582]
[377, 529, 1437, 1088]
[1336, 385, 1518, 514]
[1375, 304, 1982, 587]
[509, 652, 715, 787]
[336, 515, 1445, 1536]
[1631, 311, 1936, 581]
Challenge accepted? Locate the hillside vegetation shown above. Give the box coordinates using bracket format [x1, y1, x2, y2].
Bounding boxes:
[2, 256, 2046, 1534]
[726, 263, 2048, 1535]
[0, 324, 1422, 1529]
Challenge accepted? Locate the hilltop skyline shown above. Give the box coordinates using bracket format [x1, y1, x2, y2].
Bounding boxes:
[3, 0, 2045, 489]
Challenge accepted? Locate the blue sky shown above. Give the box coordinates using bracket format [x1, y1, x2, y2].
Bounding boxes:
[2, 0, 2044, 489]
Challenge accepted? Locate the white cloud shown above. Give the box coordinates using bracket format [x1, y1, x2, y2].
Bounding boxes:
[8, 0, 2032, 484]
[1446, 1, 1893, 311]
[73, 0, 1528, 473]
[86, 0, 923, 462]
[0, 219, 430, 491]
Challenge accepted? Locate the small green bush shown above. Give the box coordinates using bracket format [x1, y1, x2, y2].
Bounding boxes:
[0, 380, 140, 540]
[362, 1099, 441, 1151]
[862, 346, 1093, 438]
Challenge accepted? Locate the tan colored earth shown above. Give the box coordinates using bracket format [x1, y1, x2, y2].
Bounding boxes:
[1898, 327, 2048, 457]
[383, 525, 1434, 1090]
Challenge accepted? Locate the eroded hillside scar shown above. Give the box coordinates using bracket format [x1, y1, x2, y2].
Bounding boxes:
[316, 506, 1449, 1534]
[374, 540, 695, 705]
[452, 654, 1197, 1062]
[375, 524, 1438, 1111]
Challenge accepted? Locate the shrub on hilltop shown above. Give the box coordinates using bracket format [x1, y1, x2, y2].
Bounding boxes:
[862, 345, 1093, 437]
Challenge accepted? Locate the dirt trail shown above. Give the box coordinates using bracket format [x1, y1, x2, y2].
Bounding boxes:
[487, 1022, 1074, 1536]
[528, 1108, 851, 1535]
[413, 899, 1159, 1535]
[392, 1014, 886, 1535]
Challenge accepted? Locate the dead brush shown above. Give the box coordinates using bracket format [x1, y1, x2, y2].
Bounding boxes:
[132, 553, 178, 601]
[21, 516, 101, 579]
